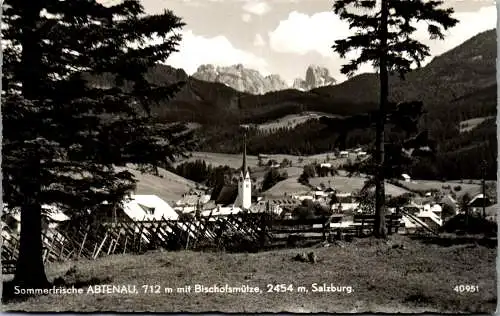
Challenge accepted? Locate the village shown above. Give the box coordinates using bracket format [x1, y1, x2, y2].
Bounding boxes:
[2, 141, 496, 272]
[2, 0, 498, 312]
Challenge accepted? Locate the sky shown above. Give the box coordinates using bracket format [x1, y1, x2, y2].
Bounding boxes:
[138, 0, 496, 85]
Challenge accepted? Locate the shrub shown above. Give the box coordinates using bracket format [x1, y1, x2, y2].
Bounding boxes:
[453, 185, 462, 192]
[441, 214, 496, 236]
[262, 169, 288, 191]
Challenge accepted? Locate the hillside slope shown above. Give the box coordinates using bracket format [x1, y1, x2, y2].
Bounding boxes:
[312, 29, 496, 108]
[115, 165, 200, 203]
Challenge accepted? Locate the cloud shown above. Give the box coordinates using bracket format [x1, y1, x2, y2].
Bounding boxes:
[242, 1, 272, 16]
[242, 13, 252, 23]
[268, 11, 347, 57]
[253, 33, 266, 47]
[268, 6, 496, 79]
[167, 30, 269, 75]
[412, 5, 496, 57]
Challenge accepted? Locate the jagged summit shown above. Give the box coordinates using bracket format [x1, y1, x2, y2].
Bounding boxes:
[192, 64, 288, 94]
[292, 65, 337, 91]
[192, 64, 337, 94]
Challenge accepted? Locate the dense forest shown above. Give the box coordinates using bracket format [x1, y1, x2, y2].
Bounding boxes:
[194, 87, 497, 181]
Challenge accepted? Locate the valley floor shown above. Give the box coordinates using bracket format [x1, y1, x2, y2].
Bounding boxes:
[2, 235, 496, 313]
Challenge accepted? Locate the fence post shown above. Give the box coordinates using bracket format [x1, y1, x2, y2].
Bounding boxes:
[78, 228, 89, 259]
[123, 236, 128, 254]
[388, 215, 393, 235]
[322, 215, 326, 241]
[361, 217, 365, 236]
[93, 232, 108, 260]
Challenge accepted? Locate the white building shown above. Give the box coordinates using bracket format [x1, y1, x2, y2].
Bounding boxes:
[122, 194, 179, 221]
[401, 173, 411, 182]
[331, 192, 359, 212]
[400, 202, 443, 233]
[201, 205, 243, 217]
[235, 135, 252, 210]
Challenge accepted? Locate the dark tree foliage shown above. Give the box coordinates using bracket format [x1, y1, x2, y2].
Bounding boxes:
[292, 200, 331, 220]
[299, 164, 317, 185]
[331, 0, 458, 238]
[2, 0, 194, 288]
[173, 160, 236, 187]
[175, 160, 210, 183]
[262, 169, 288, 192]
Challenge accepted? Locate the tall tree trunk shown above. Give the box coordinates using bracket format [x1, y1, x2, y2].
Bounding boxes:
[374, 0, 388, 238]
[14, 200, 50, 288]
[13, 2, 50, 288]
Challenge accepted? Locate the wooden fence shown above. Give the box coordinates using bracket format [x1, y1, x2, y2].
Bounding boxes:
[2, 212, 402, 273]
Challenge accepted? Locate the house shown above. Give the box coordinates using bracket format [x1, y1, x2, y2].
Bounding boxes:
[200, 205, 243, 217]
[122, 194, 179, 221]
[485, 204, 498, 221]
[2, 204, 70, 234]
[467, 193, 493, 214]
[2, 204, 71, 244]
[423, 202, 442, 216]
[320, 163, 332, 168]
[331, 192, 359, 212]
[324, 188, 336, 194]
[297, 195, 314, 201]
[313, 191, 328, 199]
[401, 174, 411, 182]
[251, 201, 284, 215]
[399, 202, 443, 233]
[356, 151, 367, 158]
[339, 151, 349, 158]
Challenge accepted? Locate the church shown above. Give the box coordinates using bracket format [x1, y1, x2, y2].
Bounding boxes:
[209, 134, 254, 210]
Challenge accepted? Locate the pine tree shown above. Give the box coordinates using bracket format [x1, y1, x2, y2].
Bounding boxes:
[2, 0, 194, 288]
[331, 0, 458, 238]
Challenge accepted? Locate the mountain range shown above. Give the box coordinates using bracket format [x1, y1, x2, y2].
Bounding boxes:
[85, 28, 496, 179]
[86, 29, 496, 126]
[192, 64, 337, 94]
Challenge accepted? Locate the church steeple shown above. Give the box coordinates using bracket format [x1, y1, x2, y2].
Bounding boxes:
[242, 132, 247, 175]
[237, 130, 252, 209]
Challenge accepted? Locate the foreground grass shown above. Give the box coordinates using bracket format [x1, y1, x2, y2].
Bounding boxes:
[2, 235, 496, 313]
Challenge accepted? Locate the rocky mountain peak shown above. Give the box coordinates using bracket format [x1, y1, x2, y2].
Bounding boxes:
[192, 64, 288, 94]
[293, 65, 336, 91]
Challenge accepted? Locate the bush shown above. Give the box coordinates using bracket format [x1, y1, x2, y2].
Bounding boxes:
[292, 200, 331, 219]
[453, 185, 462, 192]
[262, 169, 288, 191]
[299, 164, 316, 185]
[441, 214, 496, 236]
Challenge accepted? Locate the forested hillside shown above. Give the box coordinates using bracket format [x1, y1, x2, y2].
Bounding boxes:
[85, 29, 497, 180]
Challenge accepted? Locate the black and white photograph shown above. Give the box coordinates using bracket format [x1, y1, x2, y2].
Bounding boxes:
[1, 0, 497, 313]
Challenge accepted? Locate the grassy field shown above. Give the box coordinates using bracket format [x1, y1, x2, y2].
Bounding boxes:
[397, 180, 483, 198]
[116, 165, 201, 204]
[459, 116, 495, 133]
[264, 175, 410, 197]
[177, 151, 349, 170]
[252, 112, 339, 132]
[309, 176, 410, 196]
[3, 235, 495, 313]
[262, 177, 311, 198]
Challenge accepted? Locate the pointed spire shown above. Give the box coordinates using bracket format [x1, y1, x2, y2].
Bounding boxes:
[242, 132, 247, 174]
